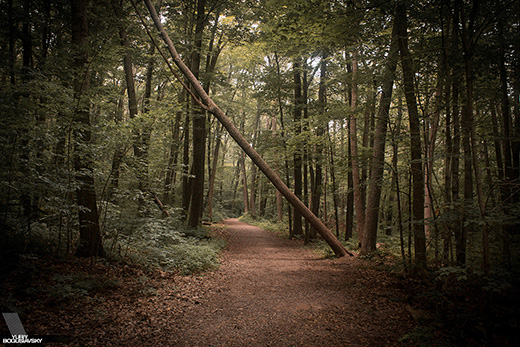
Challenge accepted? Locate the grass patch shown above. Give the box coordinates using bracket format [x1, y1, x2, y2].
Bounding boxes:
[239, 213, 289, 238]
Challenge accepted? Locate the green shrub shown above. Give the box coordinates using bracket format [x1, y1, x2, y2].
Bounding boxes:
[105, 211, 226, 275]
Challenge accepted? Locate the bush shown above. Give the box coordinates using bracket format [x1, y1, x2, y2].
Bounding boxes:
[104, 210, 226, 275]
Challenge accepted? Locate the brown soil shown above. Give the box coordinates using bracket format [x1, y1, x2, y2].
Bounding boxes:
[166, 218, 414, 346]
[11, 218, 415, 346]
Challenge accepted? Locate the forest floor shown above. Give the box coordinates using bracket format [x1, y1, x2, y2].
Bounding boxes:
[3, 218, 419, 346]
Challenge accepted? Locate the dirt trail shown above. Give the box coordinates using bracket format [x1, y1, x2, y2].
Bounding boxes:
[19, 218, 414, 346]
[168, 219, 413, 346]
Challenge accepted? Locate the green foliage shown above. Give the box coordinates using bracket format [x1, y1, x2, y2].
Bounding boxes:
[239, 213, 289, 238]
[102, 203, 226, 275]
[402, 266, 520, 346]
[46, 273, 120, 302]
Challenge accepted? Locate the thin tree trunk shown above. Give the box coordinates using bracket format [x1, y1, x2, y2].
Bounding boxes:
[328, 133, 340, 237]
[310, 53, 328, 240]
[363, 18, 399, 255]
[392, 98, 406, 263]
[274, 52, 292, 232]
[249, 102, 262, 218]
[345, 128, 354, 241]
[302, 65, 310, 238]
[113, 0, 148, 192]
[460, 1, 489, 271]
[293, 59, 303, 237]
[181, 102, 191, 215]
[424, 68, 443, 239]
[110, 95, 125, 196]
[396, 4, 427, 270]
[349, 51, 366, 246]
[241, 151, 249, 213]
[272, 117, 284, 222]
[207, 123, 223, 220]
[163, 93, 183, 204]
[144, 0, 350, 256]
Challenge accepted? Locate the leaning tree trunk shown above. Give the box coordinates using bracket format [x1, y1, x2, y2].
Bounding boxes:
[71, 0, 104, 258]
[143, 0, 350, 257]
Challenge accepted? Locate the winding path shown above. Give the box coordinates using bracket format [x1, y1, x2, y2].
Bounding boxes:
[169, 219, 413, 346]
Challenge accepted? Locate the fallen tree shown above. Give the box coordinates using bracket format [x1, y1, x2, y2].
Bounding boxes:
[141, 0, 351, 257]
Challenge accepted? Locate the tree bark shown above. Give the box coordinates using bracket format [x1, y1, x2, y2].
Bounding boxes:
[241, 151, 249, 213]
[345, 136, 354, 241]
[249, 102, 262, 218]
[207, 123, 223, 220]
[272, 117, 284, 222]
[292, 59, 303, 237]
[459, 0, 489, 271]
[309, 53, 328, 240]
[71, 0, 104, 258]
[113, 0, 148, 192]
[348, 51, 366, 247]
[144, 0, 350, 257]
[363, 17, 399, 255]
[329, 133, 340, 237]
[396, 4, 427, 270]
[187, 0, 207, 227]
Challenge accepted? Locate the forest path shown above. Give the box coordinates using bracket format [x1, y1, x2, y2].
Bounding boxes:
[167, 218, 413, 346]
[19, 218, 414, 346]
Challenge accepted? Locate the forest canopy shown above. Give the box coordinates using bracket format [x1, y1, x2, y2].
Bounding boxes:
[1, 0, 519, 273]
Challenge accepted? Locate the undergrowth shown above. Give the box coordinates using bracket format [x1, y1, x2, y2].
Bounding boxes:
[239, 213, 289, 238]
[103, 203, 226, 275]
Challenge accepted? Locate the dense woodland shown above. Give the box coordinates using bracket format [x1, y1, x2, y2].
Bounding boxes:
[1, 0, 520, 302]
[1, 0, 520, 344]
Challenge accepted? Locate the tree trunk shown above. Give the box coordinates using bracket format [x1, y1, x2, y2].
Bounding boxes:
[302, 65, 310, 238]
[460, 1, 489, 271]
[109, 95, 125, 197]
[497, 21, 515, 266]
[207, 123, 223, 220]
[329, 133, 340, 237]
[163, 95, 183, 204]
[241, 151, 249, 213]
[249, 102, 262, 218]
[113, 0, 148, 192]
[144, 0, 350, 257]
[292, 59, 303, 237]
[424, 68, 442, 239]
[345, 136, 354, 241]
[187, 0, 207, 227]
[71, 0, 104, 258]
[348, 51, 366, 246]
[274, 52, 293, 234]
[181, 103, 191, 215]
[396, 5, 427, 270]
[272, 117, 284, 222]
[309, 54, 328, 240]
[363, 18, 399, 255]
